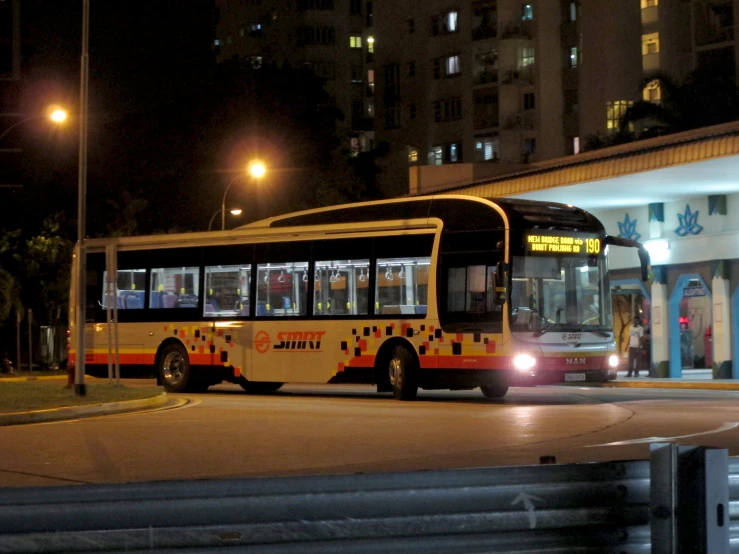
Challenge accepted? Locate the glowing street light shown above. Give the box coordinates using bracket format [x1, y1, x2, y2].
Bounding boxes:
[209, 207, 243, 231]
[221, 160, 267, 231]
[248, 159, 266, 179]
[0, 104, 69, 143]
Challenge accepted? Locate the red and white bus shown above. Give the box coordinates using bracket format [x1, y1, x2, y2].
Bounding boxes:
[68, 195, 649, 399]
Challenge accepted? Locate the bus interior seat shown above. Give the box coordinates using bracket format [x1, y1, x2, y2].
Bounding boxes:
[207, 298, 220, 312]
[124, 295, 142, 309]
[382, 305, 401, 315]
[399, 305, 416, 315]
[256, 302, 270, 316]
[150, 291, 162, 309]
[204, 303, 216, 314]
[241, 303, 250, 316]
[283, 297, 291, 309]
[415, 305, 427, 315]
[162, 294, 178, 309]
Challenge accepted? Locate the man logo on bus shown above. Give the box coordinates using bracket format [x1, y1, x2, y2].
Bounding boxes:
[254, 331, 271, 354]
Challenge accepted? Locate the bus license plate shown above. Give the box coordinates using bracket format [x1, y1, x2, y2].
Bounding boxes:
[565, 373, 586, 382]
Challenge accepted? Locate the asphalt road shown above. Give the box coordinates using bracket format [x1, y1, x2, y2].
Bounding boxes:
[2, 382, 739, 488]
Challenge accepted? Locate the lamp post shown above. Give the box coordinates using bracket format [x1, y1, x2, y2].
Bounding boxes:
[209, 208, 243, 231]
[74, 0, 90, 396]
[221, 160, 266, 231]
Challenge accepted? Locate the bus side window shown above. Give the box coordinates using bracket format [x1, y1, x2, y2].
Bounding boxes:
[149, 267, 200, 309]
[314, 259, 370, 316]
[256, 261, 308, 316]
[375, 257, 431, 315]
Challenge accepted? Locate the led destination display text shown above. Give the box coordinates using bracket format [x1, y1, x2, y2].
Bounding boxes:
[525, 233, 601, 255]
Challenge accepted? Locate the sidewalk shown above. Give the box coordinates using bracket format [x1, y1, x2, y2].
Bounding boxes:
[603, 369, 739, 391]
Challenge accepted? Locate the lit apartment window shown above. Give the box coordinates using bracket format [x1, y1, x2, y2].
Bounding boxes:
[641, 0, 658, 7]
[214, 39, 221, 46]
[449, 143, 460, 162]
[572, 136, 580, 155]
[569, 46, 578, 68]
[606, 100, 633, 132]
[522, 4, 533, 20]
[569, 2, 577, 21]
[521, 47, 535, 66]
[523, 92, 535, 110]
[429, 146, 443, 165]
[408, 148, 419, 163]
[642, 32, 659, 54]
[445, 11, 459, 32]
[643, 79, 662, 103]
[367, 101, 374, 116]
[367, 36, 375, 53]
[445, 54, 461, 76]
[350, 35, 362, 48]
[474, 136, 499, 161]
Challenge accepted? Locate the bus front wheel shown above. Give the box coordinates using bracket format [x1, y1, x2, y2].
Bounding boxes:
[388, 345, 418, 401]
[481, 383, 509, 399]
[158, 343, 199, 393]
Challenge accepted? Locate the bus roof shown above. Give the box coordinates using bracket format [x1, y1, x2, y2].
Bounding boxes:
[83, 195, 603, 252]
[242, 194, 603, 233]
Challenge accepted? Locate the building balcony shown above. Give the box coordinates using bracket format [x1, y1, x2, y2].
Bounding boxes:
[696, 26, 735, 46]
[500, 66, 534, 85]
[641, 6, 658, 25]
[472, 25, 497, 41]
[501, 20, 533, 40]
[642, 52, 660, 72]
[502, 111, 535, 130]
[473, 71, 498, 86]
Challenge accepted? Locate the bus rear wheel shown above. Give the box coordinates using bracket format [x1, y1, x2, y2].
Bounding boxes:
[238, 378, 283, 394]
[159, 343, 199, 393]
[388, 345, 418, 401]
[481, 383, 509, 399]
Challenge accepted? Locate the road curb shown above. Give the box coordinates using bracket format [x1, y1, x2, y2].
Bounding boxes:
[0, 375, 71, 383]
[588, 380, 739, 391]
[0, 393, 168, 426]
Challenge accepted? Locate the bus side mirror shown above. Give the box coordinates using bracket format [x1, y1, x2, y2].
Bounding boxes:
[494, 261, 508, 305]
[604, 236, 651, 282]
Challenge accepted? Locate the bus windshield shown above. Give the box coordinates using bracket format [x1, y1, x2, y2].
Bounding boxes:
[510, 254, 610, 334]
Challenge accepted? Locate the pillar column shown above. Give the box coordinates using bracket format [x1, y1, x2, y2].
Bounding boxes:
[649, 202, 664, 239]
[712, 261, 732, 378]
[651, 266, 669, 378]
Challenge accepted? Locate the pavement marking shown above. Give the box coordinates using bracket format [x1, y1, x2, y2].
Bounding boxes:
[586, 421, 739, 447]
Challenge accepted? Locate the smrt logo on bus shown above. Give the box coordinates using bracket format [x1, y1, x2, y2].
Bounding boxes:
[254, 331, 271, 354]
[272, 331, 326, 352]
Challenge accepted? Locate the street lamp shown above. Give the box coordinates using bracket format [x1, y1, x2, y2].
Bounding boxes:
[0, 105, 69, 142]
[209, 207, 243, 231]
[221, 160, 266, 231]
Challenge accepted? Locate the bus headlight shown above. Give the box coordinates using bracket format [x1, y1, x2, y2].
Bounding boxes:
[608, 355, 619, 368]
[513, 354, 536, 371]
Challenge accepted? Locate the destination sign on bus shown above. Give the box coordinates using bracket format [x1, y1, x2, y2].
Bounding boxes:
[525, 232, 602, 256]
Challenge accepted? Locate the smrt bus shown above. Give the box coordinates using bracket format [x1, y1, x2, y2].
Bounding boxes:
[68, 195, 649, 400]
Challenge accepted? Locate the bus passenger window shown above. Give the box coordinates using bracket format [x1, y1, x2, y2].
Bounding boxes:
[150, 266, 200, 309]
[314, 259, 370, 316]
[101, 269, 146, 310]
[375, 257, 430, 315]
[204, 264, 251, 317]
[446, 264, 500, 316]
[256, 261, 308, 316]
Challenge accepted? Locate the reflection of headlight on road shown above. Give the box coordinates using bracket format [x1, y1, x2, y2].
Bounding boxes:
[608, 355, 619, 368]
[513, 354, 536, 371]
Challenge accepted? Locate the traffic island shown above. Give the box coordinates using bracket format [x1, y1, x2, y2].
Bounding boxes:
[0, 381, 166, 426]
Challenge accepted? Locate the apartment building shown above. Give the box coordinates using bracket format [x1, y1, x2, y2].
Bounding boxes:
[214, 0, 375, 154]
[374, 0, 739, 197]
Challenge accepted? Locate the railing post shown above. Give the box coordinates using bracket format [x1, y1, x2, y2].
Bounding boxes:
[650, 443, 729, 554]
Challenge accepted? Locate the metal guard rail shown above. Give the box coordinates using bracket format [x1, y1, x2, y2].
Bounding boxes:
[0, 444, 732, 553]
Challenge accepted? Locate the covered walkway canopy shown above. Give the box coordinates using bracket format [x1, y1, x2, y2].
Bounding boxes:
[436, 121, 739, 209]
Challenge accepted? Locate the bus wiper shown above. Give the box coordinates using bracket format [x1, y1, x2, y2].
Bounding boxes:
[533, 323, 555, 338]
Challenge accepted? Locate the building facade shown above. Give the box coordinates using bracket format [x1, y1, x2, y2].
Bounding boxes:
[375, 0, 739, 197]
[214, 0, 376, 154]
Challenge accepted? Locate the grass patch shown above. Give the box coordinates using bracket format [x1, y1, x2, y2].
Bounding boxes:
[0, 382, 162, 413]
[0, 370, 68, 379]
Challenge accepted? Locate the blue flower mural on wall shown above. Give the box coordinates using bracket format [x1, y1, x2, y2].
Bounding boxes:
[617, 213, 641, 241]
[674, 204, 703, 236]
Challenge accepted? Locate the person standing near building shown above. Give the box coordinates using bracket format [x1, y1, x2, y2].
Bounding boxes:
[627, 317, 645, 377]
